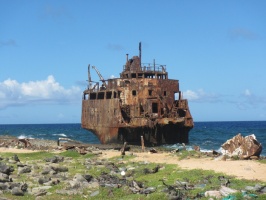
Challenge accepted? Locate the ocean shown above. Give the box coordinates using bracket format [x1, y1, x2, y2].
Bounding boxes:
[0, 121, 265, 156]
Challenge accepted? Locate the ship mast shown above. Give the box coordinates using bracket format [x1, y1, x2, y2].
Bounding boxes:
[88, 64, 92, 89]
[139, 42, 142, 65]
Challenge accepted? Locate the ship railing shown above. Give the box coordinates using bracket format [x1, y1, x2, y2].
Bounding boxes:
[123, 64, 167, 73]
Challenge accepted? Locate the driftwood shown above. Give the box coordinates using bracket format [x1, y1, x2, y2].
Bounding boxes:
[12, 139, 32, 148]
[120, 142, 127, 156]
[57, 137, 81, 146]
[141, 136, 145, 152]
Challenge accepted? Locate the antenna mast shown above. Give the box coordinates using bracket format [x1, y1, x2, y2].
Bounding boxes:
[139, 42, 142, 65]
[88, 64, 92, 89]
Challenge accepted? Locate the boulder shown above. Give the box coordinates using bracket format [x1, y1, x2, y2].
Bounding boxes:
[0, 163, 14, 175]
[221, 133, 262, 159]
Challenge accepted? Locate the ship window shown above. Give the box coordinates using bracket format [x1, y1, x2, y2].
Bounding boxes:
[98, 92, 105, 99]
[90, 93, 96, 100]
[106, 91, 112, 99]
[152, 103, 158, 113]
[149, 90, 152, 96]
[138, 73, 143, 78]
[113, 92, 117, 98]
[132, 90, 137, 96]
[84, 94, 89, 100]
[125, 80, 130, 84]
[140, 104, 144, 114]
[164, 91, 167, 96]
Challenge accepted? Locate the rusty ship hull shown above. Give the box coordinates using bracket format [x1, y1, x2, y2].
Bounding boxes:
[81, 43, 193, 145]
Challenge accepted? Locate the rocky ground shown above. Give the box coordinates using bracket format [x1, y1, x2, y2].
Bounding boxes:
[0, 135, 266, 199]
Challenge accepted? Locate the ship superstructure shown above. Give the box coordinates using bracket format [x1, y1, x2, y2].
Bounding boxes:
[82, 43, 193, 145]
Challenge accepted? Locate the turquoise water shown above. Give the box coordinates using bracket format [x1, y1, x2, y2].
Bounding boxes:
[0, 121, 265, 155]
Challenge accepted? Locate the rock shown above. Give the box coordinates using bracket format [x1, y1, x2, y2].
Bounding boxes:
[13, 154, 20, 162]
[51, 165, 68, 173]
[0, 173, 10, 182]
[17, 166, 31, 174]
[261, 187, 266, 194]
[0, 163, 14, 175]
[20, 183, 28, 192]
[0, 182, 9, 190]
[221, 133, 262, 159]
[73, 174, 88, 182]
[141, 186, 156, 194]
[90, 190, 99, 197]
[11, 187, 24, 196]
[205, 190, 222, 198]
[44, 156, 64, 163]
[250, 156, 259, 160]
[38, 177, 51, 184]
[31, 186, 52, 195]
[219, 186, 237, 196]
[83, 174, 93, 182]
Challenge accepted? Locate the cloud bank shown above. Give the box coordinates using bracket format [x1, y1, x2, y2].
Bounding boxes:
[183, 89, 219, 103]
[183, 88, 266, 111]
[0, 75, 81, 109]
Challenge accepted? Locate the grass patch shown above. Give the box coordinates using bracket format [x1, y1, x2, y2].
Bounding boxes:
[172, 149, 203, 160]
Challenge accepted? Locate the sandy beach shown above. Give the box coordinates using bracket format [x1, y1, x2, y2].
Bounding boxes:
[100, 150, 266, 182]
[1, 147, 265, 182]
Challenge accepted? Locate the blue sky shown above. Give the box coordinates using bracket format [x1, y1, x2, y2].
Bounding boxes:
[1, 0, 266, 124]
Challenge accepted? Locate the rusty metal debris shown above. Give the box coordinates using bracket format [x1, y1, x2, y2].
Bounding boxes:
[82, 42, 194, 145]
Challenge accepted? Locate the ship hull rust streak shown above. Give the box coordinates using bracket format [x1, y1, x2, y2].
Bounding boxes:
[81, 43, 193, 145]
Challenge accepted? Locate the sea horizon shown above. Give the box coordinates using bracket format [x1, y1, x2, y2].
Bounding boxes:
[1, 119, 266, 125]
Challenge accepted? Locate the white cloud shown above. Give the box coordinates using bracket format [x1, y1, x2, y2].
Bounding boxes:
[182, 90, 199, 100]
[182, 89, 219, 102]
[0, 75, 81, 109]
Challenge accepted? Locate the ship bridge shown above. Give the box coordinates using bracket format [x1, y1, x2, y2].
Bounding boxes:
[120, 43, 168, 80]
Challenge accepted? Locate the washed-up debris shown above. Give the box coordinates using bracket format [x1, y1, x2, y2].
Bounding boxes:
[194, 145, 200, 151]
[149, 148, 157, 153]
[221, 133, 263, 159]
[120, 142, 127, 156]
[143, 165, 160, 174]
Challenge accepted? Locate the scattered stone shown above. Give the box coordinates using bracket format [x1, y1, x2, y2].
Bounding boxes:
[0, 163, 14, 175]
[90, 190, 100, 197]
[0, 173, 10, 182]
[205, 190, 222, 198]
[149, 148, 157, 153]
[38, 177, 51, 185]
[44, 156, 64, 163]
[11, 187, 24, 196]
[219, 186, 237, 196]
[13, 154, 20, 162]
[17, 166, 31, 174]
[50, 165, 68, 173]
[171, 149, 179, 153]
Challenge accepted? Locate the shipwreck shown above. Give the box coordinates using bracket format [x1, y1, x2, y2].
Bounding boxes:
[81, 43, 193, 145]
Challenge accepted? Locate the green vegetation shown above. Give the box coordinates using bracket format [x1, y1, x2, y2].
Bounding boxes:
[0, 150, 265, 200]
